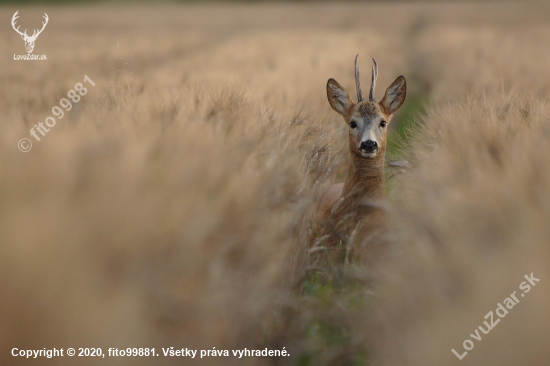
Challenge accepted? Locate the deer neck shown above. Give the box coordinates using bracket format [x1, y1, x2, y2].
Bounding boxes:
[342, 146, 385, 200]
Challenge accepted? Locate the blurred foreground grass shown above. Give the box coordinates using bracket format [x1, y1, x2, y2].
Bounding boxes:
[2, 2, 550, 366]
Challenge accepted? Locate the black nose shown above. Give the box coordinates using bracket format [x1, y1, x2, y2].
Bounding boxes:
[360, 140, 378, 152]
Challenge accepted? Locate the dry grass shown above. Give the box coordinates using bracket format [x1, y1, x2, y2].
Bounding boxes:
[1, 2, 550, 366]
[372, 93, 550, 366]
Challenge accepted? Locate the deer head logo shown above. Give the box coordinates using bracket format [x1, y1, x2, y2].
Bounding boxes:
[11, 11, 49, 54]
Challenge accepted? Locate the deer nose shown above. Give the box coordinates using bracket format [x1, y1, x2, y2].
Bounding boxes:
[360, 140, 378, 152]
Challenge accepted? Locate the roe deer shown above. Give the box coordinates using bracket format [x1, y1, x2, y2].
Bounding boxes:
[316, 56, 406, 224]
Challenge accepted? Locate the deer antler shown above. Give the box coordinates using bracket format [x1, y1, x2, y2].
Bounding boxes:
[355, 56, 379, 103]
[369, 57, 378, 102]
[355, 54, 363, 103]
[11, 11, 28, 38]
[29, 13, 49, 40]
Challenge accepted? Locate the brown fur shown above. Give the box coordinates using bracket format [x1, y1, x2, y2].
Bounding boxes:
[316, 66, 405, 261]
[318, 72, 406, 227]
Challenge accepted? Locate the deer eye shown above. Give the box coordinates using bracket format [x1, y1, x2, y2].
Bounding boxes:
[380, 120, 387, 128]
[350, 121, 358, 129]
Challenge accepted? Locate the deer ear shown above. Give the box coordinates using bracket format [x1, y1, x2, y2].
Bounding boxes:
[21, 34, 26, 40]
[380, 76, 406, 115]
[327, 79, 354, 117]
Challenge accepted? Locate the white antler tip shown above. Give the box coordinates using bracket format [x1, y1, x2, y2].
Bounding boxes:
[369, 57, 378, 102]
[354, 54, 364, 102]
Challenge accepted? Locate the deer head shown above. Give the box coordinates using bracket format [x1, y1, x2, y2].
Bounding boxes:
[327, 55, 406, 159]
[12, 11, 49, 54]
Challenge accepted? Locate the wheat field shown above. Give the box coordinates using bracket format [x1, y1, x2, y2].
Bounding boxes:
[1, 1, 550, 366]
